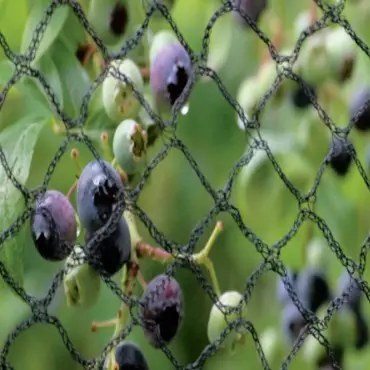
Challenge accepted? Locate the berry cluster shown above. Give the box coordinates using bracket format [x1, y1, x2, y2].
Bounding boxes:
[276, 267, 369, 368]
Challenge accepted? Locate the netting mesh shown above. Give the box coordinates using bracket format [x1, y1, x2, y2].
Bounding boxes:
[1, 0, 370, 369]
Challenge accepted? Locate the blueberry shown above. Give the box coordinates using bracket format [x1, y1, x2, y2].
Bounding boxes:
[149, 40, 192, 119]
[281, 301, 306, 344]
[328, 137, 352, 176]
[140, 274, 184, 348]
[77, 159, 124, 233]
[112, 119, 148, 176]
[102, 341, 149, 370]
[84, 216, 131, 277]
[295, 268, 331, 313]
[232, 0, 268, 28]
[291, 83, 316, 109]
[31, 190, 77, 261]
[102, 58, 144, 122]
[276, 269, 299, 304]
[349, 86, 370, 131]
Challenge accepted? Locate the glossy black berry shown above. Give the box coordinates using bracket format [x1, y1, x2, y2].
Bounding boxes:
[291, 83, 316, 109]
[84, 216, 131, 277]
[329, 137, 352, 176]
[276, 268, 299, 304]
[101, 341, 149, 370]
[77, 159, 124, 233]
[31, 190, 76, 261]
[282, 301, 306, 344]
[140, 274, 184, 348]
[232, 0, 268, 28]
[349, 86, 370, 131]
[295, 268, 331, 313]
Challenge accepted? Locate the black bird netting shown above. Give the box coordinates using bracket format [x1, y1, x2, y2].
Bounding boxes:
[1, 0, 370, 369]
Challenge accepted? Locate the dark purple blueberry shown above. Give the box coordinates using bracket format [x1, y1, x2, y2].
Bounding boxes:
[329, 137, 352, 176]
[140, 274, 184, 348]
[84, 216, 131, 277]
[150, 42, 192, 116]
[31, 190, 77, 261]
[349, 86, 370, 131]
[295, 268, 331, 313]
[102, 341, 149, 369]
[77, 159, 124, 233]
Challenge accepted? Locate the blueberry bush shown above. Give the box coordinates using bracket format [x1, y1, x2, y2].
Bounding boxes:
[1, 0, 370, 369]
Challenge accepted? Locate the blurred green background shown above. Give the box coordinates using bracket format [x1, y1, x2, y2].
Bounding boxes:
[1, 0, 370, 369]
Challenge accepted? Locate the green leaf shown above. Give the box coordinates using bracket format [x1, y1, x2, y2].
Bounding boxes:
[49, 38, 91, 117]
[31, 53, 64, 109]
[0, 59, 14, 85]
[20, 1, 69, 63]
[0, 119, 47, 290]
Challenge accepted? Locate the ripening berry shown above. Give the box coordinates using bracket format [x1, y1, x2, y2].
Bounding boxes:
[328, 137, 352, 176]
[88, 0, 129, 46]
[349, 86, 370, 131]
[77, 159, 124, 233]
[232, 0, 268, 28]
[102, 341, 149, 370]
[140, 274, 184, 348]
[63, 246, 101, 309]
[295, 267, 331, 313]
[149, 40, 192, 119]
[84, 216, 131, 277]
[31, 190, 77, 261]
[207, 291, 248, 351]
[112, 119, 148, 176]
[102, 58, 144, 122]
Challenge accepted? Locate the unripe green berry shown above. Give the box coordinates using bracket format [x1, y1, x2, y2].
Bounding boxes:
[102, 58, 144, 122]
[294, 10, 311, 39]
[296, 32, 332, 86]
[149, 30, 178, 66]
[260, 327, 283, 364]
[88, 0, 129, 46]
[236, 76, 259, 130]
[113, 119, 148, 175]
[63, 246, 101, 309]
[207, 291, 247, 351]
[325, 27, 357, 83]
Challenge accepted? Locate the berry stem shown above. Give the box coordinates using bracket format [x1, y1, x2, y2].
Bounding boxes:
[309, 0, 318, 24]
[66, 181, 78, 199]
[71, 148, 83, 174]
[135, 242, 175, 263]
[193, 221, 224, 297]
[100, 131, 114, 162]
[193, 221, 224, 263]
[91, 319, 117, 332]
